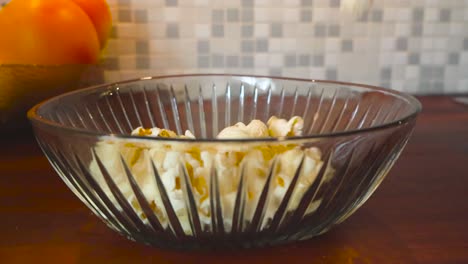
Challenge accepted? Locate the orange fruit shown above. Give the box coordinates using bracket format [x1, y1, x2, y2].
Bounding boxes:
[0, 0, 101, 64]
[70, 0, 113, 49]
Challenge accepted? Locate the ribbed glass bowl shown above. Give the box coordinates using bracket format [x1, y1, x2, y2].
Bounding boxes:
[28, 74, 421, 249]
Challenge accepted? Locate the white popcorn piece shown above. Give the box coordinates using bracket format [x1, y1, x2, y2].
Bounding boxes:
[267, 116, 304, 137]
[89, 116, 328, 235]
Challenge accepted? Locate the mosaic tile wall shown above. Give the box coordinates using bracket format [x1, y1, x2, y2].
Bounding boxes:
[2, 0, 468, 94]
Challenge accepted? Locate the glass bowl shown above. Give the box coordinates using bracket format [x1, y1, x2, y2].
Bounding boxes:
[28, 74, 421, 249]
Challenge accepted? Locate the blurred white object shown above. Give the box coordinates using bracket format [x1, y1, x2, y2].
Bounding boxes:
[340, 0, 373, 18]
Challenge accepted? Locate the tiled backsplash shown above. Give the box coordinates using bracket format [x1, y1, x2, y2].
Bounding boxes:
[2, 0, 468, 94]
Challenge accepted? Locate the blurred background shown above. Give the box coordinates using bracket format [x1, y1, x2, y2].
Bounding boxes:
[1, 0, 467, 93]
[98, 0, 468, 94]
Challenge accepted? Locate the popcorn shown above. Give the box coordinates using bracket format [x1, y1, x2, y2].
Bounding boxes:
[89, 116, 327, 234]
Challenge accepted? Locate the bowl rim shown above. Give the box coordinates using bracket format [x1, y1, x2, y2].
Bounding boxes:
[27, 73, 422, 143]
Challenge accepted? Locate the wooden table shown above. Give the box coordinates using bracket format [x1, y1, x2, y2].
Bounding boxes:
[1, 96, 467, 264]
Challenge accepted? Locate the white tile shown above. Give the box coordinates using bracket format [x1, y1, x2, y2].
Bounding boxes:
[422, 38, 434, 50]
[421, 52, 434, 64]
[103, 71, 122, 83]
[269, 54, 283, 67]
[194, 24, 210, 38]
[405, 65, 420, 79]
[309, 68, 326, 80]
[450, 23, 465, 35]
[117, 39, 136, 55]
[395, 23, 411, 36]
[119, 56, 136, 70]
[284, 8, 300, 22]
[325, 53, 338, 66]
[312, 8, 330, 22]
[254, 23, 270, 37]
[383, 8, 396, 22]
[395, 8, 411, 22]
[325, 38, 340, 52]
[283, 24, 299, 37]
[392, 52, 408, 65]
[460, 52, 468, 65]
[269, 39, 283, 52]
[281, 38, 298, 52]
[254, 54, 269, 67]
[424, 8, 439, 21]
[433, 38, 448, 51]
[163, 8, 180, 22]
[381, 37, 395, 51]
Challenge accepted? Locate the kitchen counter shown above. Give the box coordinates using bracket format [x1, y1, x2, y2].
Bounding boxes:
[0, 96, 467, 263]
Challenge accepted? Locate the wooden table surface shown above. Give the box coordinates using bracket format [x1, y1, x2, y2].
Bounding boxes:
[0, 96, 467, 264]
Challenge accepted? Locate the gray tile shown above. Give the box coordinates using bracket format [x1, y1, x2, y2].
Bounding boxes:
[448, 52, 459, 65]
[103, 57, 120, 71]
[300, 10, 312, 22]
[412, 8, 424, 22]
[110, 26, 118, 38]
[326, 68, 337, 80]
[256, 39, 269, 52]
[432, 81, 444, 92]
[396, 37, 408, 51]
[284, 54, 297, 67]
[165, 0, 178, 6]
[439, 8, 451, 22]
[315, 24, 326, 37]
[299, 54, 311, 66]
[269, 68, 282, 76]
[241, 40, 254, 53]
[212, 9, 224, 23]
[242, 0, 254, 7]
[420, 66, 433, 79]
[371, 10, 383, 22]
[380, 81, 391, 89]
[242, 9, 254, 22]
[271, 23, 283, 37]
[226, 56, 239, 68]
[227, 8, 239, 22]
[420, 66, 444, 80]
[197, 40, 210, 53]
[418, 81, 432, 91]
[136, 41, 149, 54]
[166, 23, 179, 38]
[328, 24, 340, 37]
[198, 56, 210, 68]
[212, 24, 224, 37]
[330, 0, 340, 7]
[118, 9, 132, 22]
[134, 10, 148, 23]
[136, 56, 150, 69]
[432, 66, 445, 79]
[212, 54, 224, 67]
[380, 67, 392, 80]
[412, 24, 423, 37]
[241, 56, 254, 67]
[241, 25, 254, 37]
[358, 13, 369, 22]
[408, 53, 420, 64]
[464, 38, 468, 50]
[313, 55, 324, 66]
[341, 39, 353, 52]
[301, 0, 313, 6]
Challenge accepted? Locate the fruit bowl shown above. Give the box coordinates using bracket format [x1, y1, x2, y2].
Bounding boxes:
[28, 74, 421, 249]
[0, 64, 103, 132]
